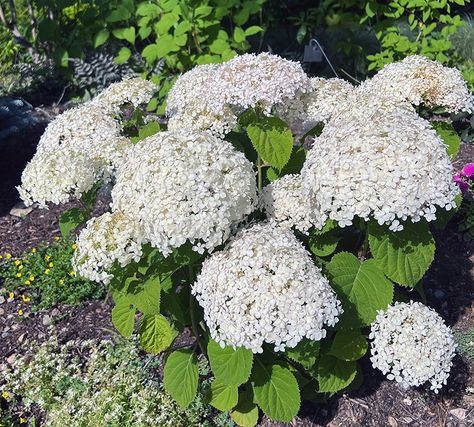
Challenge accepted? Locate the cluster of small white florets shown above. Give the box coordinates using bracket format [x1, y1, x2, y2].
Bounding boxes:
[259, 174, 324, 233]
[17, 79, 156, 207]
[301, 96, 459, 231]
[359, 55, 474, 113]
[166, 53, 310, 136]
[192, 222, 342, 353]
[369, 301, 456, 393]
[92, 77, 157, 114]
[73, 211, 145, 284]
[277, 77, 354, 136]
[111, 131, 257, 256]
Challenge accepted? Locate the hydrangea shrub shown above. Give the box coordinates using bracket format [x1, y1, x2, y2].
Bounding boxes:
[18, 55, 473, 425]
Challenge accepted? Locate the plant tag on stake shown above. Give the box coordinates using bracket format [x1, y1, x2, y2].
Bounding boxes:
[303, 40, 323, 63]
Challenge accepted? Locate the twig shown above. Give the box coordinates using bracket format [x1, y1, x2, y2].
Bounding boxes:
[340, 68, 361, 84]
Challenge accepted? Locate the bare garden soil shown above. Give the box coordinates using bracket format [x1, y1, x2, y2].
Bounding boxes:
[0, 111, 473, 426]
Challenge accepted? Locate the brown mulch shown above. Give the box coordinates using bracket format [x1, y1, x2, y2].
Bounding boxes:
[0, 115, 474, 426]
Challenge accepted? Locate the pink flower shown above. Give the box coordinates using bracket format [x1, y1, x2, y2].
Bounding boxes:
[453, 173, 468, 193]
[462, 163, 474, 178]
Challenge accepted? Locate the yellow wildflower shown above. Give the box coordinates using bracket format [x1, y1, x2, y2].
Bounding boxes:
[8, 292, 14, 299]
[32, 248, 37, 253]
[5, 253, 12, 259]
[18, 264, 24, 270]
[45, 255, 50, 261]
[24, 280, 31, 285]
[71, 243, 77, 250]
[14, 260, 20, 266]
[29, 275, 35, 281]
[16, 273, 22, 278]
[45, 269, 50, 274]
[59, 279, 64, 285]
[55, 236, 60, 241]
[18, 309, 24, 316]
[69, 271, 76, 277]
[20, 418, 26, 424]
[1, 391, 9, 399]
[21, 295, 30, 302]
[48, 262, 54, 268]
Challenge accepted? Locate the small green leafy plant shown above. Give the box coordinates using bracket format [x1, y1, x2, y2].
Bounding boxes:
[0, 237, 104, 310]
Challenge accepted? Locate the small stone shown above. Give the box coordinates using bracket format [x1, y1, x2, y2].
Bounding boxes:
[0, 308, 4, 316]
[0, 296, 5, 304]
[388, 416, 398, 427]
[402, 417, 413, 424]
[6, 354, 16, 365]
[51, 308, 60, 317]
[449, 408, 466, 420]
[9, 201, 34, 217]
[403, 397, 412, 406]
[18, 333, 26, 343]
[42, 314, 52, 326]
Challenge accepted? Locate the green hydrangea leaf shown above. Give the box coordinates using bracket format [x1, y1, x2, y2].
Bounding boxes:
[368, 221, 435, 287]
[316, 354, 357, 393]
[129, 274, 161, 315]
[138, 314, 176, 354]
[208, 339, 253, 386]
[164, 349, 198, 408]
[432, 121, 461, 159]
[247, 117, 293, 170]
[208, 379, 238, 411]
[326, 252, 394, 326]
[59, 208, 88, 237]
[309, 231, 340, 257]
[251, 362, 300, 423]
[329, 330, 368, 361]
[111, 299, 136, 337]
[231, 390, 259, 427]
[285, 339, 320, 369]
[94, 29, 109, 48]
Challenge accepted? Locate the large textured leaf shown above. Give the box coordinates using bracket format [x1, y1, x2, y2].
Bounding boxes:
[247, 117, 293, 170]
[326, 252, 394, 325]
[138, 314, 176, 354]
[231, 390, 259, 427]
[432, 121, 461, 159]
[208, 339, 253, 386]
[368, 221, 435, 287]
[329, 330, 368, 361]
[285, 339, 320, 370]
[251, 362, 300, 423]
[164, 350, 198, 408]
[111, 299, 136, 337]
[129, 274, 161, 315]
[59, 208, 87, 237]
[208, 379, 238, 411]
[316, 354, 357, 393]
[309, 231, 340, 257]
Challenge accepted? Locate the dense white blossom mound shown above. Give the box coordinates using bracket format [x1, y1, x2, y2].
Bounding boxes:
[359, 55, 474, 113]
[301, 97, 459, 231]
[73, 211, 145, 284]
[192, 222, 342, 353]
[166, 53, 310, 136]
[278, 77, 354, 136]
[369, 301, 456, 392]
[111, 131, 257, 256]
[91, 77, 157, 113]
[259, 174, 322, 233]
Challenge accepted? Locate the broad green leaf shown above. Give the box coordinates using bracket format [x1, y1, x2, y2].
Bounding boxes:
[208, 379, 238, 411]
[326, 252, 394, 325]
[53, 47, 69, 67]
[130, 274, 161, 315]
[329, 330, 368, 361]
[252, 362, 300, 422]
[106, 6, 131, 22]
[285, 339, 320, 369]
[209, 38, 230, 54]
[155, 12, 179, 34]
[247, 117, 293, 170]
[175, 20, 192, 36]
[112, 299, 136, 337]
[231, 391, 259, 427]
[368, 221, 435, 287]
[115, 47, 132, 64]
[136, 3, 161, 17]
[59, 208, 88, 237]
[195, 5, 213, 17]
[310, 232, 340, 257]
[432, 121, 461, 159]
[94, 29, 109, 48]
[164, 349, 199, 408]
[112, 27, 135, 44]
[245, 25, 263, 36]
[136, 121, 160, 141]
[266, 147, 305, 181]
[234, 26, 246, 43]
[312, 219, 337, 236]
[208, 339, 253, 386]
[138, 314, 176, 354]
[316, 354, 357, 392]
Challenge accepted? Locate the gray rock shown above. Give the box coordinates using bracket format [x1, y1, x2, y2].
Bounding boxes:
[449, 408, 466, 420]
[42, 314, 52, 326]
[9, 201, 34, 217]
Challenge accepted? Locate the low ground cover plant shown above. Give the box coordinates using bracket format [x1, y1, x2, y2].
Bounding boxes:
[0, 237, 104, 311]
[16, 52, 473, 424]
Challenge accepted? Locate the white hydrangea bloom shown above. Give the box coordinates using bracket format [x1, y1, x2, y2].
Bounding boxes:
[259, 174, 325, 233]
[111, 131, 257, 256]
[73, 211, 145, 284]
[166, 53, 310, 136]
[92, 77, 157, 113]
[369, 301, 456, 393]
[192, 222, 342, 353]
[278, 77, 354, 136]
[17, 147, 99, 208]
[301, 97, 459, 230]
[359, 55, 474, 113]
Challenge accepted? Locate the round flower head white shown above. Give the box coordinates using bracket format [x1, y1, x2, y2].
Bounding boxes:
[166, 53, 310, 136]
[92, 77, 157, 114]
[17, 147, 99, 208]
[166, 63, 237, 137]
[73, 211, 145, 284]
[369, 301, 456, 393]
[111, 131, 257, 256]
[192, 222, 342, 353]
[301, 97, 459, 231]
[278, 77, 354, 136]
[259, 174, 325, 233]
[359, 55, 474, 113]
